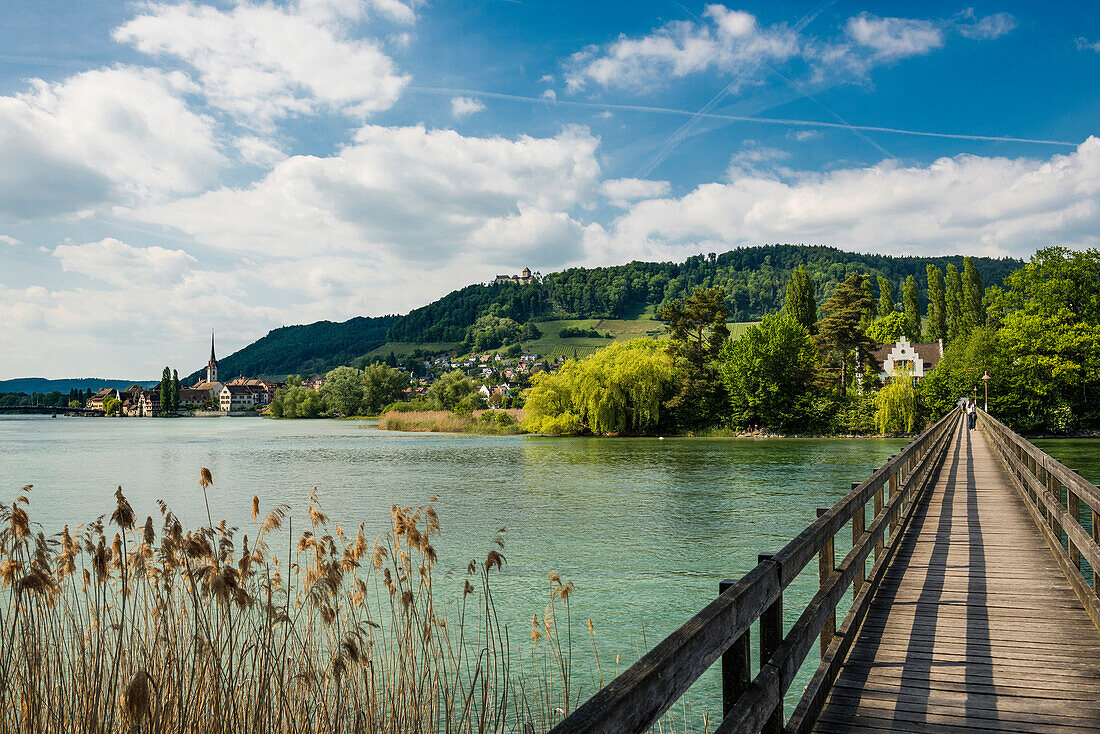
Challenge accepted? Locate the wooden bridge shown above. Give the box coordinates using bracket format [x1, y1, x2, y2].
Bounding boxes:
[0, 405, 98, 415]
[552, 409, 1100, 733]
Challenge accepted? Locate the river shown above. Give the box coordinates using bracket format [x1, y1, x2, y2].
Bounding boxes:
[1, 415, 1095, 727]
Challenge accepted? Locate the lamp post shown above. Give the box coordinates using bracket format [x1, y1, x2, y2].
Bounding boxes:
[982, 371, 990, 412]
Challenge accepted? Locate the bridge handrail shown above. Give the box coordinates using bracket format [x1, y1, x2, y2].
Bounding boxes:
[551, 407, 960, 734]
[978, 409, 1100, 630]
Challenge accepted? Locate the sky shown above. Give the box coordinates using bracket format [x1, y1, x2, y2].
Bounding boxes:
[0, 0, 1098, 379]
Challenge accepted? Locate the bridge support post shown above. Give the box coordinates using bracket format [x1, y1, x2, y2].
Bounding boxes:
[759, 553, 783, 734]
[853, 483, 866, 598]
[818, 508, 835, 656]
[719, 580, 751, 717]
[875, 466, 889, 561]
[1048, 470, 1063, 546]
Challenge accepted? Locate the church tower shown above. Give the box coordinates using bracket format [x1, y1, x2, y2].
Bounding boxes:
[207, 330, 219, 384]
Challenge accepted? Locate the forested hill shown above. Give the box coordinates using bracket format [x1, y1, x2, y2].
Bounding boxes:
[184, 316, 397, 382]
[387, 245, 1023, 343]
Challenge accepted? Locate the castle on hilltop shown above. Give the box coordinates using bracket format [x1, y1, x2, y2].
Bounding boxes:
[494, 266, 535, 285]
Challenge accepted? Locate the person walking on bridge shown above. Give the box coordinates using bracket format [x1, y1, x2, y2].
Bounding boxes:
[966, 397, 977, 431]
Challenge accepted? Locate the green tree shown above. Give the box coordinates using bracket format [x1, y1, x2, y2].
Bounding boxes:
[963, 257, 985, 331]
[427, 370, 478, 410]
[874, 369, 918, 434]
[270, 385, 324, 418]
[861, 276, 877, 327]
[783, 265, 817, 332]
[104, 395, 120, 416]
[945, 263, 964, 341]
[159, 366, 170, 415]
[361, 364, 410, 414]
[718, 314, 817, 431]
[867, 311, 908, 345]
[658, 286, 730, 428]
[522, 340, 675, 435]
[322, 366, 366, 416]
[877, 276, 894, 318]
[815, 273, 879, 397]
[521, 321, 543, 340]
[171, 369, 180, 412]
[903, 275, 922, 342]
[926, 264, 947, 342]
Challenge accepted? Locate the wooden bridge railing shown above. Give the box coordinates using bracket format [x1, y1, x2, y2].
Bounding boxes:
[979, 409, 1100, 631]
[551, 408, 960, 734]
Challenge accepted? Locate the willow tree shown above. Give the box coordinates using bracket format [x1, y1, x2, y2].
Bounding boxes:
[521, 339, 675, 435]
[874, 368, 918, 434]
[926, 264, 947, 341]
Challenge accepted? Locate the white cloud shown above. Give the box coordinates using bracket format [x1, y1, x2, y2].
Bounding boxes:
[53, 238, 197, 287]
[955, 10, 1016, 40]
[790, 129, 822, 142]
[0, 235, 23, 246]
[114, 0, 409, 129]
[0, 251, 278, 378]
[0, 66, 224, 220]
[599, 178, 672, 208]
[366, 0, 418, 25]
[1076, 38, 1100, 52]
[450, 96, 486, 118]
[564, 6, 997, 94]
[727, 144, 790, 177]
[598, 137, 1100, 262]
[541, 89, 557, 102]
[133, 124, 601, 264]
[566, 5, 797, 92]
[235, 136, 289, 167]
[845, 13, 944, 60]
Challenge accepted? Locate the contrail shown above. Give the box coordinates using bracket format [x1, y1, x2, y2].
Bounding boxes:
[408, 86, 1079, 148]
[635, 0, 842, 176]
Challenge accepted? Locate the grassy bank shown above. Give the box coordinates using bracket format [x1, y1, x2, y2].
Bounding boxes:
[378, 409, 525, 435]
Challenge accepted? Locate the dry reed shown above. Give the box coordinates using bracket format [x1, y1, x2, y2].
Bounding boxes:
[0, 470, 704, 733]
[377, 410, 525, 435]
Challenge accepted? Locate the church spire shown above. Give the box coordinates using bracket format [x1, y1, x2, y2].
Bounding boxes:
[207, 329, 219, 384]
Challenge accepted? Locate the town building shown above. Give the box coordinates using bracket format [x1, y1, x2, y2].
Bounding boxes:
[872, 338, 944, 382]
[86, 388, 118, 412]
[220, 384, 258, 411]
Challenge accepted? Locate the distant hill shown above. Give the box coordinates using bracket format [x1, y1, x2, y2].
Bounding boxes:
[386, 245, 1024, 343]
[176, 245, 1024, 379]
[184, 315, 398, 382]
[0, 378, 157, 394]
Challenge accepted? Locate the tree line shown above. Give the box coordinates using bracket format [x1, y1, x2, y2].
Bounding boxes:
[388, 245, 1021, 343]
[522, 248, 1099, 435]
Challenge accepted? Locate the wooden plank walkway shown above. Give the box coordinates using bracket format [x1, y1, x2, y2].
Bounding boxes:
[812, 416, 1100, 733]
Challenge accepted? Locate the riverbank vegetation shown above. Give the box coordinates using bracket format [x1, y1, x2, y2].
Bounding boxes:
[269, 364, 409, 418]
[522, 248, 1099, 436]
[0, 471, 701, 733]
[378, 409, 524, 435]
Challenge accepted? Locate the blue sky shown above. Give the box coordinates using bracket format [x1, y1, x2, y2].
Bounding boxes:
[0, 0, 1097, 378]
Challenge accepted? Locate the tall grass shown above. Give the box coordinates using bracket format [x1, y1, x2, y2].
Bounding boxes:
[378, 410, 525, 435]
[0, 469, 642, 733]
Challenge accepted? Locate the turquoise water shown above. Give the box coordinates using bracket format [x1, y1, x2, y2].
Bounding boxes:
[1, 415, 1094, 728]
